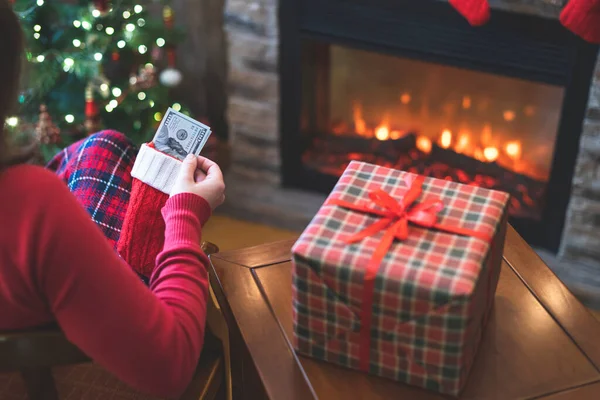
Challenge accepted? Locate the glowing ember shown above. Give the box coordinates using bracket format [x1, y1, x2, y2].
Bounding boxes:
[400, 93, 411, 104]
[375, 125, 390, 141]
[439, 129, 452, 149]
[390, 130, 402, 140]
[483, 147, 499, 162]
[417, 136, 432, 154]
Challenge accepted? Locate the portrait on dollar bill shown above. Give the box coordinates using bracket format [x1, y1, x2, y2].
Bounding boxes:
[153, 123, 189, 159]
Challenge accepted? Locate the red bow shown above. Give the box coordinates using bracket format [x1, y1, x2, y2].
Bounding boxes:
[327, 175, 491, 372]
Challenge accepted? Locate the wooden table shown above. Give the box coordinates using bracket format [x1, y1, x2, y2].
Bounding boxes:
[209, 226, 600, 399]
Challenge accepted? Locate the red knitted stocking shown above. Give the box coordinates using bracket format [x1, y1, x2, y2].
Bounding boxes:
[449, 0, 491, 26]
[560, 0, 600, 44]
[116, 143, 181, 278]
[117, 179, 169, 277]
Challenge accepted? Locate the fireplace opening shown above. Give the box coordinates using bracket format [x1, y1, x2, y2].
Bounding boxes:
[300, 41, 565, 220]
[280, 0, 599, 252]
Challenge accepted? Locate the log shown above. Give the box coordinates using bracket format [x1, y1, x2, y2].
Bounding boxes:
[429, 144, 545, 187]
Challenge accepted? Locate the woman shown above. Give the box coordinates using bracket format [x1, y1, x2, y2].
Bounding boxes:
[0, 2, 225, 398]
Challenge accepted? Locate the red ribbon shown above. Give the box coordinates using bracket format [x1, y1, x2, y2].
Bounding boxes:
[327, 175, 491, 372]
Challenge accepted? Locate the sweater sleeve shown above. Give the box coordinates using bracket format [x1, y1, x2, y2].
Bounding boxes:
[30, 169, 211, 398]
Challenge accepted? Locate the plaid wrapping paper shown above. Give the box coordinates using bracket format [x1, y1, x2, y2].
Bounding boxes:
[291, 161, 509, 396]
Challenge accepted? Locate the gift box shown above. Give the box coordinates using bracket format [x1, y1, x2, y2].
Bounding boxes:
[291, 161, 509, 396]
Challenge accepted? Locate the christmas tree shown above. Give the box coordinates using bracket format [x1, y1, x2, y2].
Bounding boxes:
[8, 0, 190, 161]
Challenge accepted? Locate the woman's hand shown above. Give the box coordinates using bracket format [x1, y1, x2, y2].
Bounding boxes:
[171, 154, 225, 210]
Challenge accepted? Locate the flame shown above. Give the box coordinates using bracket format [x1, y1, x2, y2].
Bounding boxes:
[417, 136, 432, 154]
[375, 124, 390, 141]
[439, 129, 452, 149]
[505, 141, 521, 160]
[483, 147, 499, 162]
[455, 133, 470, 153]
[353, 102, 367, 135]
[343, 100, 545, 181]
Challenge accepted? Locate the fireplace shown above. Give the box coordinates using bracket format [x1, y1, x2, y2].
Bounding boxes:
[279, 0, 598, 252]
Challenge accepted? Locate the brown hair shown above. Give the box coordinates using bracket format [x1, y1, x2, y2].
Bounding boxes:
[0, 0, 24, 168]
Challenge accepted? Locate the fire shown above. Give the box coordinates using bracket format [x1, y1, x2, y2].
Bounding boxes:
[416, 136, 432, 154]
[344, 100, 540, 179]
[505, 141, 521, 160]
[455, 133, 470, 153]
[353, 102, 367, 135]
[375, 124, 390, 141]
[483, 147, 499, 162]
[439, 129, 452, 149]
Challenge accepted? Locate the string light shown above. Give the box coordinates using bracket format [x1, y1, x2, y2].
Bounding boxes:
[34, 33, 40, 39]
[73, 39, 81, 47]
[65, 115, 74, 123]
[92, 9, 101, 18]
[94, 53, 103, 61]
[109, 100, 119, 108]
[123, 11, 131, 19]
[6, 117, 19, 127]
[126, 23, 135, 32]
[100, 83, 108, 92]
[36, 55, 45, 62]
[156, 38, 165, 47]
[154, 112, 162, 121]
[82, 21, 92, 30]
[117, 40, 126, 48]
[112, 87, 122, 97]
[138, 92, 146, 100]
[137, 18, 146, 27]
[105, 27, 114, 35]
[105, 105, 114, 112]
[73, 20, 81, 28]
[138, 45, 147, 54]
[145, 63, 153, 68]
[64, 57, 74, 67]
[134, 5, 143, 13]
[149, 100, 155, 107]
[172, 103, 181, 111]
[36, 0, 44, 6]
[33, 25, 41, 32]
[96, 24, 103, 31]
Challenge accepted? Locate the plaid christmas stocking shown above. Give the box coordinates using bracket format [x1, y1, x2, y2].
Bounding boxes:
[116, 143, 181, 278]
[560, 0, 600, 44]
[449, 0, 491, 26]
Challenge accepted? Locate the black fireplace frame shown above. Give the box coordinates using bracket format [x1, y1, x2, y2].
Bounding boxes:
[279, 0, 599, 252]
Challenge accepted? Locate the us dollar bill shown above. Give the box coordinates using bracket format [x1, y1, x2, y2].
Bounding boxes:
[152, 107, 212, 161]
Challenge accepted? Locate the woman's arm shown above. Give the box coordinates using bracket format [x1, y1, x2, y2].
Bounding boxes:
[31, 168, 210, 398]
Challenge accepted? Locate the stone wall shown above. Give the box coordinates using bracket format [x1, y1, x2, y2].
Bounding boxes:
[221, 0, 600, 284]
[560, 61, 600, 266]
